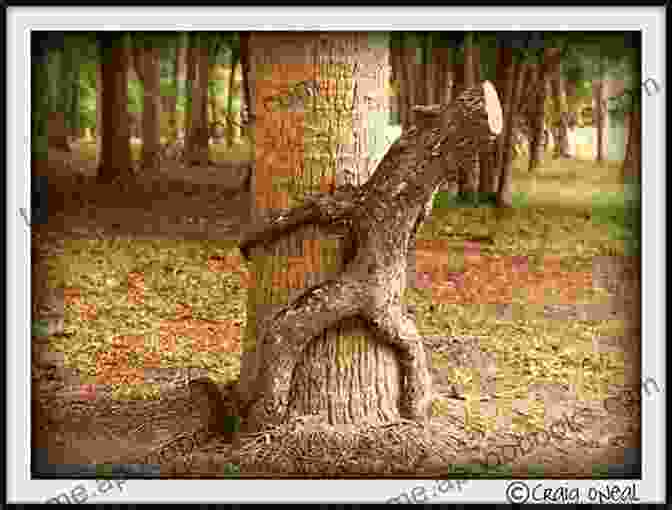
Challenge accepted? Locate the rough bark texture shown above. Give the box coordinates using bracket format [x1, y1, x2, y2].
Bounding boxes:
[622, 105, 640, 181]
[497, 58, 520, 207]
[593, 77, 608, 163]
[238, 82, 503, 432]
[548, 49, 572, 159]
[459, 36, 479, 196]
[140, 44, 162, 172]
[240, 33, 392, 434]
[528, 49, 556, 172]
[97, 34, 133, 184]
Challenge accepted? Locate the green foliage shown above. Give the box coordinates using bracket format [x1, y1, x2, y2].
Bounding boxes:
[432, 190, 529, 210]
[128, 79, 143, 115]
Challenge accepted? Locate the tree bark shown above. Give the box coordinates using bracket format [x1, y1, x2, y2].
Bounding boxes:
[528, 49, 556, 172]
[622, 103, 640, 181]
[95, 60, 103, 167]
[138, 41, 162, 172]
[97, 33, 133, 185]
[548, 49, 571, 159]
[239, 81, 503, 431]
[497, 58, 522, 207]
[459, 34, 479, 197]
[239, 31, 254, 138]
[185, 33, 210, 167]
[172, 33, 187, 139]
[593, 70, 608, 163]
[226, 53, 240, 147]
[241, 32, 404, 433]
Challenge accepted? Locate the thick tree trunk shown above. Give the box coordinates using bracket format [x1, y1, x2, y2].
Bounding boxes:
[240, 32, 399, 433]
[97, 33, 133, 184]
[239, 81, 503, 432]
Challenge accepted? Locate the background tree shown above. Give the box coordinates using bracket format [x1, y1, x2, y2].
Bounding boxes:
[130, 33, 163, 172]
[97, 32, 133, 185]
[184, 32, 210, 167]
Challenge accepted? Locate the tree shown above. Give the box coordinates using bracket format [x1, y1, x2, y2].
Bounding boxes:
[497, 55, 523, 207]
[237, 80, 503, 432]
[592, 56, 608, 163]
[238, 32, 411, 433]
[97, 32, 133, 185]
[239, 31, 254, 140]
[184, 32, 210, 167]
[130, 33, 163, 172]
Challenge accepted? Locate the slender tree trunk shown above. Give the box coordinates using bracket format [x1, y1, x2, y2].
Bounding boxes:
[593, 67, 608, 163]
[548, 49, 571, 159]
[226, 55, 240, 147]
[31, 35, 51, 160]
[185, 33, 210, 167]
[239, 31, 254, 139]
[97, 33, 133, 184]
[397, 35, 412, 129]
[141, 43, 162, 172]
[170, 33, 187, 140]
[497, 55, 520, 207]
[240, 32, 391, 434]
[460, 33, 479, 198]
[95, 60, 103, 167]
[622, 103, 640, 181]
[528, 49, 555, 172]
[424, 34, 435, 106]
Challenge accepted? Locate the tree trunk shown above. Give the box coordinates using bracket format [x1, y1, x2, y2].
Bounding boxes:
[141, 43, 162, 172]
[433, 41, 451, 106]
[528, 50, 555, 172]
[97, 33, 133, 185]
[548, 49, 571, 159]
[238, 81, 503, 432]
[396, 35, 412, 129]
[622, 103, 640, 181]
[95, 60, 103, 167]
[497, 57, 521, 207]
[459, 34, 479, 198]
[239, 31, 254, 139]
[226, 54, 240, 147]
[593, 71, 608, 163]
[31, 35, 51, 160]
[240, 32, 397, 433]
[172, 33, 187, 139]
[185, 33, 210, 167]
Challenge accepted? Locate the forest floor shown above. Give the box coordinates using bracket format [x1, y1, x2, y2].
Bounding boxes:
[29, 141, 644, 479]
